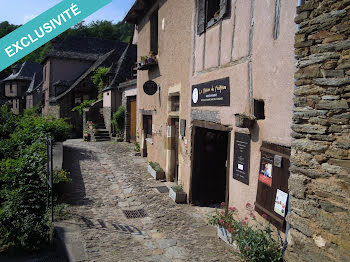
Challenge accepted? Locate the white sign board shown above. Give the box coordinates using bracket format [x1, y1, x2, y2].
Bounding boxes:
[274, 189, 288, 217]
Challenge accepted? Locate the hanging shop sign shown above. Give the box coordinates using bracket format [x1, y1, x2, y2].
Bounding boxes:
[233, 132, 250, 185]
[274, 189, 288, 217]
[143, 80, 158, 95]
[191, 77, 230, 107]
[258, 155, 273, 186]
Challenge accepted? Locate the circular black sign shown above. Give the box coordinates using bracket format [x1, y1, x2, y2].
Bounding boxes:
[143, 80, 158, 95]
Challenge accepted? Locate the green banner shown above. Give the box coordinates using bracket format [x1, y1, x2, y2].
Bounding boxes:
[0, 0, 112, 72]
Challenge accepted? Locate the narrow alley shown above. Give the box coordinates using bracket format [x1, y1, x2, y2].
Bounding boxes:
[58, 139, 240, 262]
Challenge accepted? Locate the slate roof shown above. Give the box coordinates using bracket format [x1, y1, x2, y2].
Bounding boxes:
[52, 49, 117, 102]
[42, 36, 129, 63]
[27, 74, 44, 94]
[103, 44, 137, 92]
[3, 61, 43, 82]
[124, 0, 158, 24]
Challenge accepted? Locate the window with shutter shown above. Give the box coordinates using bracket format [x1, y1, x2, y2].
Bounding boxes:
[150, 9, 158, 54]
[197, 0, 228, 34]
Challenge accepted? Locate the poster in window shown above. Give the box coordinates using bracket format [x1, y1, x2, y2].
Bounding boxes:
[274, 189, 288, 217]
[259, 157, 273, 186]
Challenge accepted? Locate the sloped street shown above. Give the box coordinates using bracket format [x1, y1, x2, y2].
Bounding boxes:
[58, 139, 240, 262]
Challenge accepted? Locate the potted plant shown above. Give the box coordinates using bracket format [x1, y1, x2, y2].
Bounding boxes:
[148, 161, 165, 180]
[208, 203, 284, 262]
[53, 169, 72, 194]
[169, 184, 187, 203]
[88, 121, 97, 133]
[83, 130, 90, 141]
[234, 113, 256, 128]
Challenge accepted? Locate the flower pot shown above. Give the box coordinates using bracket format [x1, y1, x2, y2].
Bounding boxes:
[169, 187, 187, 203]
[148, 164, 165, 180]
[217, 226, 238, 249]
[234, 113, 256, 128]
[84, 133, 90, 141]
[53, 182, 69, 194]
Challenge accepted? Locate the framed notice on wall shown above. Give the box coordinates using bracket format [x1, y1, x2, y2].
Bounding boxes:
[233, 132, 251, 185]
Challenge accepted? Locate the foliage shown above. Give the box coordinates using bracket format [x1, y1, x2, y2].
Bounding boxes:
[62, 20, 133, 42]
[0, 21, 19, 38]
[72, 100, 96, 115]
[91, 67, 109, 99]
[149, 162, 164, 173]
[0, 105, 17, 140]
[172, 184, 184, 193]
[53, 169, 71, 184]
[112, 106, 125, 139]
[208, 203, 283, 262]
[134, 142, 140, 152]
[53, 204, 69, 222]
[0, 106, 71, 251]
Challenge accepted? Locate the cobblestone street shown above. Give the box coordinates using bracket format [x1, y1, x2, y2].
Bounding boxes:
[58, 139, 240, 262]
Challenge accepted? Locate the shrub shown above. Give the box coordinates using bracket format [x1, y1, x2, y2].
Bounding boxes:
[0, 109, 72, 251]
[112, 106, 125, 139]
[53, 169, 71, 184]
[72, 100, 96, 115]
[134, 141, 140, 152]
[0, 147, 49, 250]
[0, 105, 17, 140]
[172, 184, 183, 193]
[208, 203, 284, 262]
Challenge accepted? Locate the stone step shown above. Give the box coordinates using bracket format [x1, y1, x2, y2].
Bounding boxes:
[95, 138, 111, 141]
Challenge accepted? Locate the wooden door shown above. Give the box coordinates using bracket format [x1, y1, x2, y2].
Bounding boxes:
[130, 100, 136, 142]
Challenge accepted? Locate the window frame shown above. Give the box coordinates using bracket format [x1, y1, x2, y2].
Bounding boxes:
[150, 9, 159, 54]
[143, 115, 153, 139]
[197, 0, 228, 35]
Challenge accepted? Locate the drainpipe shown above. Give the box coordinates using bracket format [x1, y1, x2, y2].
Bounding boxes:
[283, 0, 304, 256]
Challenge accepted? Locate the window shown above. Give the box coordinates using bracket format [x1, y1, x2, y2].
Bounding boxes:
[170, 96, 180, 112]
[254, 99, 265, 120]
[143, 115, 152, 139]
[150, 9, 158, 54]
[197, 0, 228, 34]
[43, 66, 46, 81]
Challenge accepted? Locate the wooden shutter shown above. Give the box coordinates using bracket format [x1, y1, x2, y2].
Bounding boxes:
[197, 0, 206, 35]
[218, 0, 228, 20]
[255, 142, 291, 232]
[150, 10, 158, 53]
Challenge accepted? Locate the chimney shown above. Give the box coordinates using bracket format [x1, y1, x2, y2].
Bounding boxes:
[12, 64, 21, 74]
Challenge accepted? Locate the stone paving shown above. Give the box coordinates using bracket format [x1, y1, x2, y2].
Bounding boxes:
[59, 139, 241, 262]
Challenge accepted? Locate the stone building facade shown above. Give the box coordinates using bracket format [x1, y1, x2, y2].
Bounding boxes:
[286, 0, 350, 261]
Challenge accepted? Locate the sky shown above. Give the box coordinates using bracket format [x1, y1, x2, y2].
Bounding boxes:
[0, 0, 136, 25]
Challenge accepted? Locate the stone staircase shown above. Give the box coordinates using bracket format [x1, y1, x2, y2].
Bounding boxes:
[93, 117, 111, 142]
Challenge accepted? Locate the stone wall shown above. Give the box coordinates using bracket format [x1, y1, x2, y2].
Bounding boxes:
[286, 1, 350, 261]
